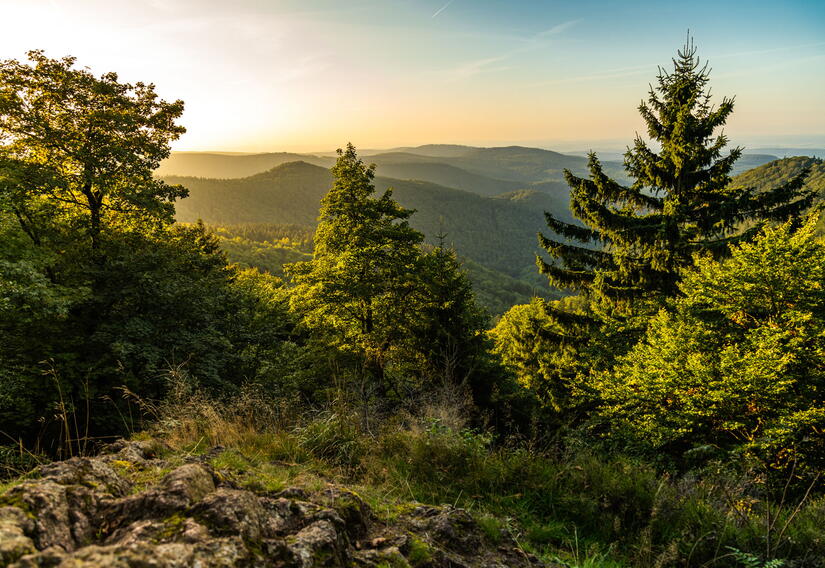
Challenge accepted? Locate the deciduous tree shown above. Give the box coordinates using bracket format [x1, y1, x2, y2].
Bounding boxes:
[0, 50, 186, 251]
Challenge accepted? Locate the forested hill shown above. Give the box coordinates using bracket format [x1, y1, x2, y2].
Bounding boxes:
[157, 144, 785, 193]
[159, 145, 629, 190]
[168, 161, 568, 311]
[165, 155, 822, 314]
[730, 156, 825, 231]
[730, 155, 825, 193]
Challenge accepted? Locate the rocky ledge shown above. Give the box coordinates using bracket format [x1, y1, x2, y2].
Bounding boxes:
[0, 440, 546, 567]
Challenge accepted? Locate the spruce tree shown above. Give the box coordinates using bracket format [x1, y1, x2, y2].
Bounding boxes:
[286, 144, 424, 400]
[412, 237, 488, 390]
[539, 38, 815, 327]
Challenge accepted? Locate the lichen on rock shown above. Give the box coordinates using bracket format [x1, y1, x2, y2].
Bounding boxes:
[0, 440, 546, 567]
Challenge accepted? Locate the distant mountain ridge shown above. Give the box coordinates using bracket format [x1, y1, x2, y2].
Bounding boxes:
[168, 161, 569, 283]
[159, 144, 628, 189]
[156, 152, 333, 178]
[160, 143, 803, 188]
[161, 150, 825, 314]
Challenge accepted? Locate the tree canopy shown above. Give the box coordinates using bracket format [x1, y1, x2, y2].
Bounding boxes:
[0, 50, 186, 251]
[598, 213, 825, 472]
[286, 144, 425, 399]
[539, 39, 815, 319]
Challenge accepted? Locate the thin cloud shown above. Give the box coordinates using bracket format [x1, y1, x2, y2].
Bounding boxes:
[454, 56, 509, 78]
[711, 41, 825, 61]
[432, 0, 455, 19]
[533, 63, 656, 87]
[714, 52, 825, 79]
[536, 19, 582, 40]
[448, 18, 581, 79]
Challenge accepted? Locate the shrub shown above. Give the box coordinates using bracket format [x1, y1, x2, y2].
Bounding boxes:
[596, 215, 825, 478]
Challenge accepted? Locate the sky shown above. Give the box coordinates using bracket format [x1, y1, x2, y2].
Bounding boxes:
[1, 0, 823, 152]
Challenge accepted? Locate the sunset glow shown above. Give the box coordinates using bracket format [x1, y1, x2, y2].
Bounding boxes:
[1, 0, 823, 152]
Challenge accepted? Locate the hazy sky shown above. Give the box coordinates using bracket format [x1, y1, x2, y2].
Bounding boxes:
[1, 0, 823, 152]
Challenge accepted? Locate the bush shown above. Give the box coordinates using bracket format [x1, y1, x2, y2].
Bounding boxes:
[596, 215, 825, 478]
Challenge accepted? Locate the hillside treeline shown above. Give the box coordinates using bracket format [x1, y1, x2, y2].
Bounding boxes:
[1, 46, 825, 567]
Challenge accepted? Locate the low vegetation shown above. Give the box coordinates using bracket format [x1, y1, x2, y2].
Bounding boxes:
[104, 379, 825, 566]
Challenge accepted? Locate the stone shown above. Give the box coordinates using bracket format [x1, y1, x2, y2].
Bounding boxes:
[287, 520, 350, 567]
[1, 480, 99, 552]
[37, 456, 131, 497]
[190, 488, 269, 541]
[104, 463, 216, 530]
[0, 439, 550, 567]
[0, 506, 36, 565]
[406, 505, 480, 555]
[316, 488, 370, 541]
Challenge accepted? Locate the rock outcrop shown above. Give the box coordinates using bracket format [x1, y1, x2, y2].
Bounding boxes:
[0, 440, 547, 567]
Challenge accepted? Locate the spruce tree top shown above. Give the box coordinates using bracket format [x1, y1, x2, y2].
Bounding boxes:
[539, 37, 816, 314]
[313, 143, 421, 257]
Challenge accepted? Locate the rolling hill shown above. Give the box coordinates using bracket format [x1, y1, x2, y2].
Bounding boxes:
[169, 161, 569, 280]
[168, 161, 568, 312]
[156, 152, 334, 178]
[352, 154, 525, 197]
[730, 156, 825, 193]
[561, 150, 780, 175]
[158, 145, 628, 194]
[730, 156, 825, 232]
[385, 144, 477, 158]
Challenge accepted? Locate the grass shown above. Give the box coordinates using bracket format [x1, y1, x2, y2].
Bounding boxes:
[115, 381, 825, 568]
[476, 514, 507, 545]
[407, 537, 433, 566]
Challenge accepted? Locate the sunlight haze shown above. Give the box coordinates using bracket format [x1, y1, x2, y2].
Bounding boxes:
[1, 0, 823, 152]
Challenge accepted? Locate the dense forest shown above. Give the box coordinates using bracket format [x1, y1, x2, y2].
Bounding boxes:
[1, 44, 824, 567]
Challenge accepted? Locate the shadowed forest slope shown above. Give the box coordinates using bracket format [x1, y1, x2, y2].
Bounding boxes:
[168, 161, 567, 311]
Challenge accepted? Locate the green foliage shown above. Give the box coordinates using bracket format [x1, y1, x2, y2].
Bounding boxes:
[0, 445, 42, 479]
[210, 220, 554, 317]
[285, 146, 511, 416]
[168, 160, 562, 313]
[460, 256, 556, 317]
[0, 221, 294, 439]
[406, 537, 433, 566]
[0, 214, 81, 326]
[490, 296, 596, 415]
[0, 50, 186, 250]
[360, 420, 825, 567]
[529, 39, 816, 410]
[213, 231, 311, 278]
[286, 144, 425, 402]
[598, 215, 825, 472]
[0, 53, 294, 446]
[726, 548, 785, 568]
[408, 242, 490, 388]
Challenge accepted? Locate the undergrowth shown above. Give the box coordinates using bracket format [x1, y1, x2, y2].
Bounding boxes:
[4, 371, 822, 567]
[113, 376, 825, 568]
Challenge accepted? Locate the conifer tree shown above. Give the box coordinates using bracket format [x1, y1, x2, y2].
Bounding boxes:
[539, 38, 815, 328]
[286, 144, 424, 399]
[412, 237, 488, 390]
